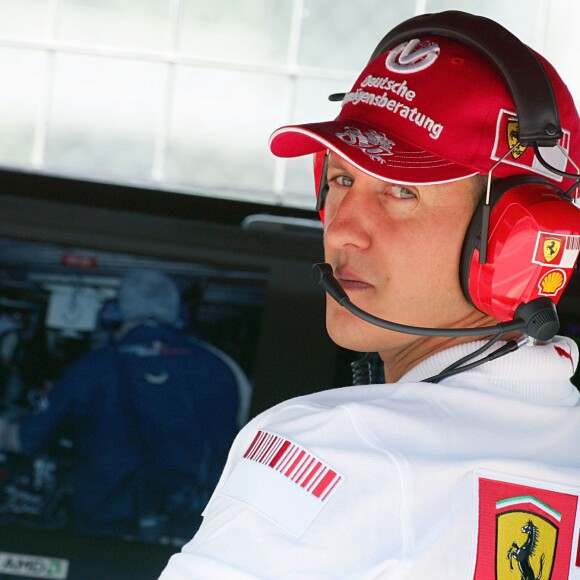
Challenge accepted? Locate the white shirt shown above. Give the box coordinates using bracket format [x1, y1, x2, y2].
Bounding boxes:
[159, 336, 580, 579]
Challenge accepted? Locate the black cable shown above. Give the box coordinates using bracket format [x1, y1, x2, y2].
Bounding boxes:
[434, 332, 504, 375]
[423, 337, 525, 383]
[564, 179, 580, 200]
[350, 353, 372, 385]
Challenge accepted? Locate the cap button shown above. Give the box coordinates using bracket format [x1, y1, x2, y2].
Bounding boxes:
[545, 123, 558, 136]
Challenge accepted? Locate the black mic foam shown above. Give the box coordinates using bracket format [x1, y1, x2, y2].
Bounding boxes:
[312, 263, 350, 305]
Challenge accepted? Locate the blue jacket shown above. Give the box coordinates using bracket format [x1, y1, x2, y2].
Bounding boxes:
[19, 321, 242, 536]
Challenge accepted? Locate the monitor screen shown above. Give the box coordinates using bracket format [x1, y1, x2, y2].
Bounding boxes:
[0, 235, 268, 551]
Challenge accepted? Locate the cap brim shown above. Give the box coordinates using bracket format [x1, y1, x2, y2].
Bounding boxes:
[269, 120, 477, 185]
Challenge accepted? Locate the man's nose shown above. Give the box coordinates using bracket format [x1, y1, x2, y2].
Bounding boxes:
[323, 190, 372, 251]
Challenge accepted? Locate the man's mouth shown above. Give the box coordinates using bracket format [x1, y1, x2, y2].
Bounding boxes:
[334, 268, 373, 291]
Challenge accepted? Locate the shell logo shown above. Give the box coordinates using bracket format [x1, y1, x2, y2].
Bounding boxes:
[538, 269, 566, 297]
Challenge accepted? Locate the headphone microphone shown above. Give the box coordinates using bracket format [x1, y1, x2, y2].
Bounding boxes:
[312, 263, 560, 341]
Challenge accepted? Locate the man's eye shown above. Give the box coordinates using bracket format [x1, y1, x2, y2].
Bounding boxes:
[329, 174, 354, 188]
[390, 185, 416, 199]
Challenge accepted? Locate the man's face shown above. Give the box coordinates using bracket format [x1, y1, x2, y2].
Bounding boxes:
[322, 153, 484, 354]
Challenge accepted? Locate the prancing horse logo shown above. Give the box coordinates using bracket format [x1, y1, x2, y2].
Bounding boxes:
[507, 117, 528, 160]
[506, 519, 546, 580]
[543, 238, 562, 263]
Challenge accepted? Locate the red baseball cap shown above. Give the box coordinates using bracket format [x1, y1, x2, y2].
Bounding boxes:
[269, 35, 580, 190]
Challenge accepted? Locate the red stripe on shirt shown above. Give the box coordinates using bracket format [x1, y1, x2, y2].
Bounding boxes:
[269, 440, 291, 467]
[300, 461, 322, 488]
[312, 469, 338, 498]
[284, 450, 306, 477]
[243, 431, 263, 458]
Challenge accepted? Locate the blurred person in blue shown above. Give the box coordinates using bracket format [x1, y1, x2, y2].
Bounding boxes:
[0, 269, 250, 543]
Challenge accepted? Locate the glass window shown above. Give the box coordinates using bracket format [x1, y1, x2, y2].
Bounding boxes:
[165, 65, 287, 203]
[0, 0, 51, 41]
[44, 53, 166, 181]
[0, 1, 575, 209]
[544, 2, 580, 103]
[0, 48, 47, 167]
[298, 0, 416, 70]
[178, 0, 294, 66]
[57, 0, 173, 52]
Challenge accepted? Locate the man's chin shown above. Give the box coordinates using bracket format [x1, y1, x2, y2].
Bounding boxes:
[326, 299, 438, 353]
[325, 314, 402, 353]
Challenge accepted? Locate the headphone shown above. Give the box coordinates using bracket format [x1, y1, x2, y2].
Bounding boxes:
[313, 11, 580, 341]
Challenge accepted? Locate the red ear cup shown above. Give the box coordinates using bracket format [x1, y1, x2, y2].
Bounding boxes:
[461, 176, 580, 321]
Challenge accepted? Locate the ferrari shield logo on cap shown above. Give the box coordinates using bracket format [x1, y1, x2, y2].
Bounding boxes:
[473, 471, 580, 579]
[492, 109, 571, 182]
[507, 117, 527, 160]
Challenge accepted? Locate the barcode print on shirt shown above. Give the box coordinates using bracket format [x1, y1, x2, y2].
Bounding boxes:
[243, 430, 342, 501]
[566, 236, 580, 250]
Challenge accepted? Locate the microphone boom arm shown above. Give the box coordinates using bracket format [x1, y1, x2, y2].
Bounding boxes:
[312, 263, 557, 339]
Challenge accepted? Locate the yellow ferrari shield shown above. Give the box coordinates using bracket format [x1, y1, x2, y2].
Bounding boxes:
[507, 118, 527, 159]
[496, 511, 556, 580]
[543, 238, 562, 262]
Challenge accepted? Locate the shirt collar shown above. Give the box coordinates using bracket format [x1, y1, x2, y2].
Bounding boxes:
[398, 336, 579, 404]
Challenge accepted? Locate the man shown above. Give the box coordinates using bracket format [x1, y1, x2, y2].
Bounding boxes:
[160, 12, 580, 578]
[0, 269, 250, 543]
